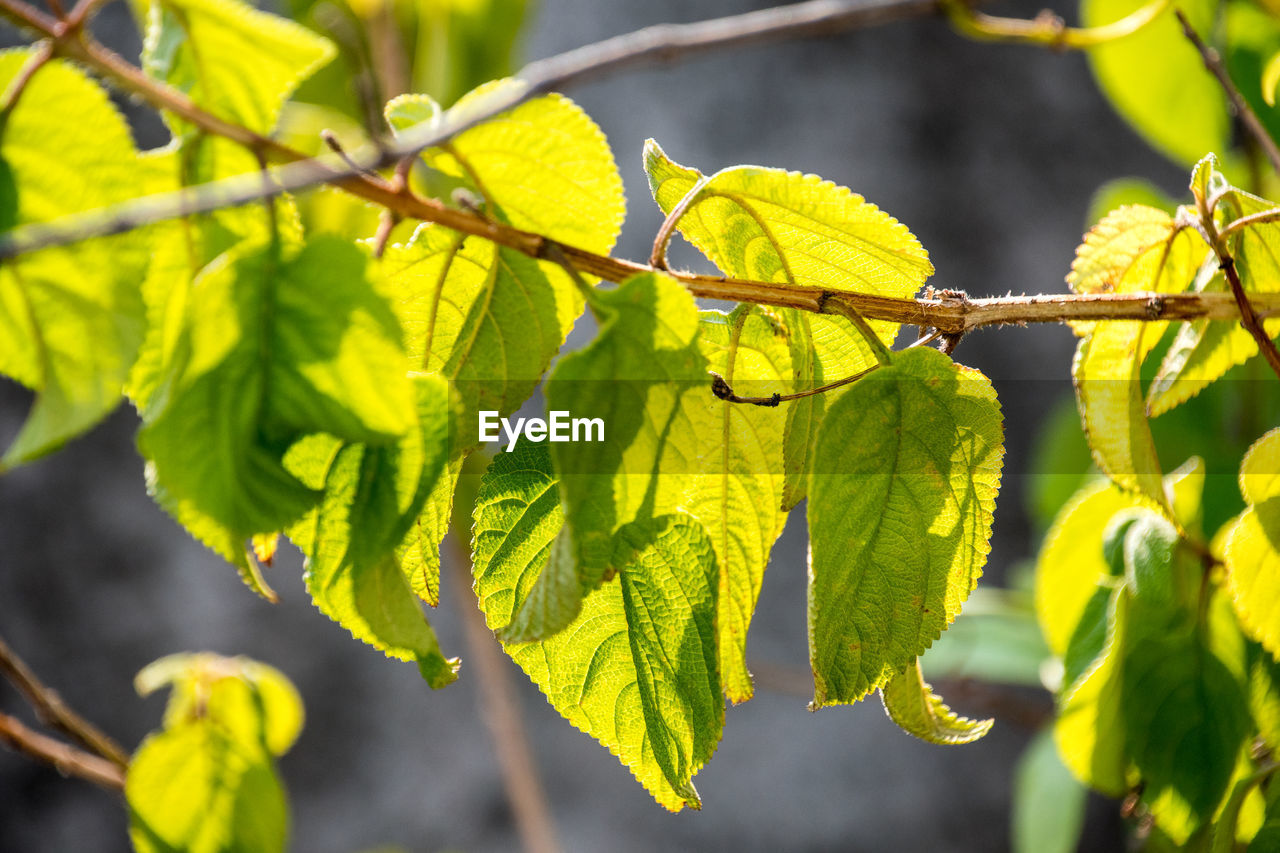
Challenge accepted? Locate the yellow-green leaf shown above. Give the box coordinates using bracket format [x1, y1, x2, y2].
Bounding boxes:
[880, 660, 992, 744]
[0, 52, 171, 465]
[380, 83, 623, 600]
[808, 347, 1004, 706]
[1225, 429, 1280, 658]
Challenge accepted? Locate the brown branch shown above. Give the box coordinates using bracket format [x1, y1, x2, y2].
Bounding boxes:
[1177, 9, 1280, 176]
[0, 0, 944, 253]
[0, 633, 129, 768]
[445, 537, 559, 853]
[1220, 254, 1280, 379]
[0, 712, 125, 791]
[1, 0, 1280, 334]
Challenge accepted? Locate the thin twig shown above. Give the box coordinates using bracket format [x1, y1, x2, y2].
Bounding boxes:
[0, 38, 52, 114]
[0, 713, 125, 791]
[944, 0, 1169, 49]
[445, 537, 559, 853]
[1220, 254, 1280, 379]
[3, 0, 1280, 333]
[1177, 9, 1280, 176]
[710, 364, 879, 406]
[0, 633, 129, 768]
[0, 0, 943, 255]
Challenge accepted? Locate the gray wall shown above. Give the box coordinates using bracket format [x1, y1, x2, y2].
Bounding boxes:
[0, 0, 1184, 849]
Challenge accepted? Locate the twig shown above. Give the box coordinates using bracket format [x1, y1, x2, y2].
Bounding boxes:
[445, 537, 559, 853]
[3, 0, 1280, 334]
[1220, 253, 1280, 380]
[710, 364, 879, 406]
[0, 633, 129, 768]
[944, 0, 1169, 50]
[0, 712, 125, 791]
[1177, 9, 1280, 176]
[0, 0, 942, 256]
[0, 37, 52, 113]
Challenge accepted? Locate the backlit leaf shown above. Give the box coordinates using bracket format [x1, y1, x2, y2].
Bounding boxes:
[476, 489, 723, 811]
[1083, 0, 1228, 166]
[879, 660, 992, 744]
[285, 376, 459, 686]
[139, 0, 334, 134]
[643, 139, 925, 507]
[808, 347, 1004, 706]
[138, 237, 413, 583]
[0, 52, 171, 465]
[1070, 208, 1203, 510]
[1225, 429, 1280, 659]
[380, 83, 623, 599]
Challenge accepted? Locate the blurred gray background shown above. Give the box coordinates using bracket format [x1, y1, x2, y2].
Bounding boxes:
[0, 0, 1188, 849]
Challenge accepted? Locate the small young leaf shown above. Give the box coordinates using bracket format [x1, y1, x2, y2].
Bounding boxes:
[127, 652, 302, 853]
[879, 660, 992, 745]
[128, 724, 288, 853]
[135, 652, 304, 756]
[807, 347, 1004, 706]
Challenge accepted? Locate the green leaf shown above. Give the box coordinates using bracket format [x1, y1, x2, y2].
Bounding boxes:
[1225, 428, 1280, 658]
[380, 83, 623, 599]
[138, 236, 413, 581]
[545, 271, 707, 585]
[0, 52, 171, 466]
[487, 509, 723, 811]
[1011, 729, 1087, 853]
[686, 305, 790, 703]
[1122, 512, 1181, 608]
[1070, 209, 1205, 510]
[1036, 461, 1204, 657]
[286, 376, 459, 686]
[642, 139, 928, 507]
[879, 660, 992, 744]
[1121, 622, 1250, 823]
[1148, 175, 1280, 415]
[128, 724, 288, 853]
[807, 347, 1004, 706]
[1266, 49, 1280, 108]
[140, 0, 335, 134]
[472, 442, 586, 643]
[1082, 0, 1228, 166]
